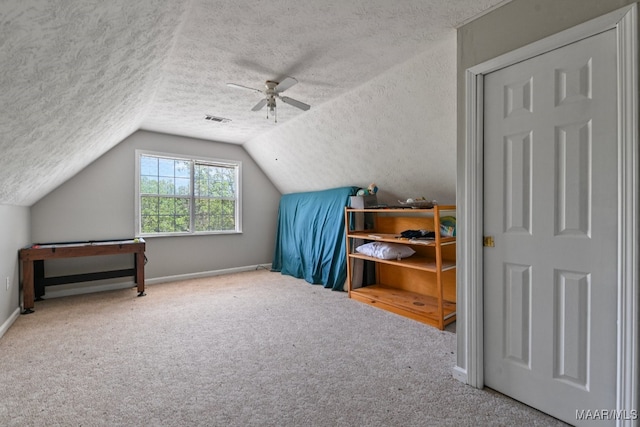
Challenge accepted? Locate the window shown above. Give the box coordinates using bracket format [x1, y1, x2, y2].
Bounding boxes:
[136, 150, 241, 236]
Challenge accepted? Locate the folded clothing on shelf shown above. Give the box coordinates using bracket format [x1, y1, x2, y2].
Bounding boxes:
[400, 229, 435, 239]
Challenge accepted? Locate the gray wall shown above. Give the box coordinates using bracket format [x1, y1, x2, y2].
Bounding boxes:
[0, 205, 30, 332]
[455, 0, 637, 374]
[31, 130, 281, 282]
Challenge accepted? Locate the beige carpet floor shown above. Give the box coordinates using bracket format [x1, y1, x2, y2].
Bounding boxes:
[0, 269, 567, 426]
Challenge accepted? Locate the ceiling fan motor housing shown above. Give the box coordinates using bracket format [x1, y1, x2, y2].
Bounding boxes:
[265, 81, 278, 95]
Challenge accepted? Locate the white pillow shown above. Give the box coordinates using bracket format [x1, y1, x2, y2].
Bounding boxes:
[355, 242, 415, 260]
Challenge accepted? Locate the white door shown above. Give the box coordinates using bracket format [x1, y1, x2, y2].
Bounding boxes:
[483, 29, 618, 425]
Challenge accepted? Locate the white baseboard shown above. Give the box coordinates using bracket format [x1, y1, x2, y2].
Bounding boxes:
[452, 365, 468, 384]
[146, 264, 273, 284]
[0, 307, 21, 340]
[43, 264, 273, 298]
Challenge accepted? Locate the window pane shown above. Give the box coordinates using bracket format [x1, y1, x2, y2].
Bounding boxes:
[175, 214, 190, 232]
[158, 196, 174, 213]
[141, 215, 159, 233]
[141, 196, 159, 213]
[141, 156, 158, 176]
[158, 215, 175, 233]
[195, 215, 208, 232]
[221, 170, 235, 198]
[195, 199, 209, 231]
[194, 166, 208, 197]
[140, 176, 159, 194]
[223, 200, 235, 216]
[211, 176, 223, 197]
[194, 198, 207, 215]
[158, 158, 175, 177]
[175, 198, 189, 216]
[221, 199, 235, 230]
[175, 161, 190, 178]
[159, 177, 175, 195]
[221, 215, 234, 230]
[175, 178, 190, 195]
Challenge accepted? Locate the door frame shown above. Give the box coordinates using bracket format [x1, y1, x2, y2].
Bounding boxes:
[459, 3, 638, 422]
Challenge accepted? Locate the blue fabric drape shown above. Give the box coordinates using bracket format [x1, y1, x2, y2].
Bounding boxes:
[271, 186, 358, 290]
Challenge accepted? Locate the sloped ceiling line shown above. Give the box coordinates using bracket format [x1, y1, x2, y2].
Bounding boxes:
[0, 0, 507, 206]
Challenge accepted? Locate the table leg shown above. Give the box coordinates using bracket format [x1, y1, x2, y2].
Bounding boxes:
[22, 260, 34, 314]
[135, 252, 146, 297]
[34, 260, 45, 300]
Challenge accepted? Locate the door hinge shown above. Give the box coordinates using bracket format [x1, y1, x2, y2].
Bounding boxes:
[483, 236, 495, 247]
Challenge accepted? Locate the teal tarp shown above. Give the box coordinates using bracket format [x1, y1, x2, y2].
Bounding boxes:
[271, 186, 358, 290]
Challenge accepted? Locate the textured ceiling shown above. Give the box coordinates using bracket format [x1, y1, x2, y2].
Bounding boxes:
[0, 0, 509, 206]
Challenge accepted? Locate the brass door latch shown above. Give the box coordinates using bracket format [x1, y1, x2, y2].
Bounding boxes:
[483, 236, 495, 247]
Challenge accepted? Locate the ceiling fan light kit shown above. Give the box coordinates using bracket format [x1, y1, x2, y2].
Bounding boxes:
[227, 76, 311, 123]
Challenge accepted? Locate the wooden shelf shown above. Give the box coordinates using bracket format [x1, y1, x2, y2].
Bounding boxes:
[346, 205, 456, 213]
[350, 285, 456, 327]
[346, 232, 456, 247]
[348, 253, 456, 272]
[344, 205, 456, 330]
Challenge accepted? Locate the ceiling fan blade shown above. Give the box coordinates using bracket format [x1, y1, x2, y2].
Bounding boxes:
[280, 96, 310, 111]
[227, 83, 262, 93]
[275, 77, 298, 93]
[251, 98, 268, 111]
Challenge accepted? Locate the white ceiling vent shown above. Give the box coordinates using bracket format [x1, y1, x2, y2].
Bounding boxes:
[204, 114, 231, 123]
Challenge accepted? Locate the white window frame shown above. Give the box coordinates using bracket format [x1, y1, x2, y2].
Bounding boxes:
[135, 149, 242, 237]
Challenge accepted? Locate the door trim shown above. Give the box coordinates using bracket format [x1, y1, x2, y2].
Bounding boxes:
[459, 3, 638, 423]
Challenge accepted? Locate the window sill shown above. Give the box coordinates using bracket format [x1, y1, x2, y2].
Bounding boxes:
[139, 230, 243, 238]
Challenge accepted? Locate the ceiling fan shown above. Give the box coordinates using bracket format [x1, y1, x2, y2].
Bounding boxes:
[227, 76, 310, 122]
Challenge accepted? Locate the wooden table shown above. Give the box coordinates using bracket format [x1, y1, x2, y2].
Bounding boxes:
[19, 239, 146, 313]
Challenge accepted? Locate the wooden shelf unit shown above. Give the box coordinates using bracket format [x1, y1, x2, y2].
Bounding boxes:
[344, 206, 456, 330]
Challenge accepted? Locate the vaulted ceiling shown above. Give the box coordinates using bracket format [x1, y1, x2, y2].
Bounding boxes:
[0, 0, 508, 206]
